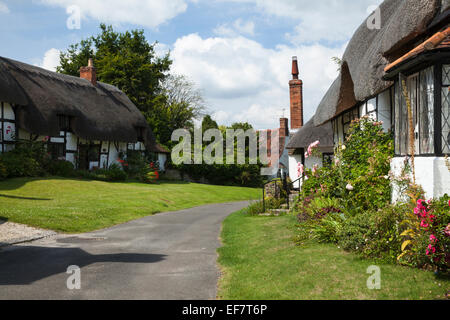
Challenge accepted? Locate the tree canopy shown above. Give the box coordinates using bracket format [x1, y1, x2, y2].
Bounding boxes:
[58, 24, 171, 114]
[58, 24, 209, 148]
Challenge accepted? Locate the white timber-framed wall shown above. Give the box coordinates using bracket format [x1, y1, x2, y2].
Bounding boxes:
[0, 102, 17, 153]
[331, 87, 393, 146]
[329, 61, 450, 199]
[0, 106, 167, 172]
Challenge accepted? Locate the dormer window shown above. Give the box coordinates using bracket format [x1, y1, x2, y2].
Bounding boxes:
[58, 115, 72, 132]
[136, 126, 145, 142]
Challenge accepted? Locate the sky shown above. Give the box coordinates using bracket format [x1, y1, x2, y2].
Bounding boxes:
[0, 0, 383, 129]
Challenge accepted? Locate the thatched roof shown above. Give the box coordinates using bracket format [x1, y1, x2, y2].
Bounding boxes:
[0, 56, 164, 152]
[286, 118, 333, 150]
[314, 0, 443, 126]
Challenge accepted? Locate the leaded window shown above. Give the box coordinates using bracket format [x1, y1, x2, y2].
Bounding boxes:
[442, 64, 450, 154]
[394, 66, 436, 155]
[419, 67, 434, 154]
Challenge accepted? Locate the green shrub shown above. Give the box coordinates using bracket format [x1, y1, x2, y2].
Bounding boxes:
[0, 151, 43, 177]
[295, 212, 345, 244]
[244, 198, 285, 216]
[105, 164, 128, 181]
[47, 160, 75, 177]
[337, 213, 372, 252]
[297, 117, 393, 213]
[362, 203, 409, 263]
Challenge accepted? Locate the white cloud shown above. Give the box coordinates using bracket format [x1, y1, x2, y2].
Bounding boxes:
[38, 0, 188, 28]
[0, 1, 9, 14]
[172, 33, 344, 129]
[214, 19, 255, 37]
[37, 48, 61, 72]
[223, 0, 383, 43]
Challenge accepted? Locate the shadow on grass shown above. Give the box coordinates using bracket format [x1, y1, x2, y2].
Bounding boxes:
[0, 194, 52, 201]
[0, 217, 7, 225]
[0, 245, 166, 285]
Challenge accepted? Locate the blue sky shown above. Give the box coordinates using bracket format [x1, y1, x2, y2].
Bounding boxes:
[0, 0, 382, 129]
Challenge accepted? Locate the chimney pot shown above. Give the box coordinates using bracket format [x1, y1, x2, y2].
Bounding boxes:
[292, 56, 299, 80]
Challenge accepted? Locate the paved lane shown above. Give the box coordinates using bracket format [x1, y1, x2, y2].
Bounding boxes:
[0, 201, 250, 300]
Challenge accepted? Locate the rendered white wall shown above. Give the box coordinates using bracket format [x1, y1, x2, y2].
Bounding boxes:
[288, 154, 302, 189]
[391, 157, 450, 200]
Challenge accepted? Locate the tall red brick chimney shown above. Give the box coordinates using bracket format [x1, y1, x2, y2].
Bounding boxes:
[289, 56, 303, 130]
[80, 58, 97, 86]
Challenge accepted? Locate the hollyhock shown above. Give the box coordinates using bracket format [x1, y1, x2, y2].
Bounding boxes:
[297, 163, 304, 176]
[312, 164, 318, 174]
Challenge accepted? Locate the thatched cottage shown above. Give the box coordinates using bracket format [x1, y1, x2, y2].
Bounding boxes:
[0, 57, 169, 171]
[287, 0, 450, 198]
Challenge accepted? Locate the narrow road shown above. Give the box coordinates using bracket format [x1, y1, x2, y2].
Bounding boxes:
[0, 201, 249, 300]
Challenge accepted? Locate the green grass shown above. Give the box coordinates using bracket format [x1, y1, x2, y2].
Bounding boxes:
[0, 177, 260, 233]
[217, 210, 449, 300]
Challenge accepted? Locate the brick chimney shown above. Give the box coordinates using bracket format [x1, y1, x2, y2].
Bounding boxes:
[279, 118, 289, 138]
[80, 58, 97, 86]
[289, 56, 303, 130]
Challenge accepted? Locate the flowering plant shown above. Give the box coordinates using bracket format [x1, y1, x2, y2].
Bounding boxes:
[399, 195, 450, 270]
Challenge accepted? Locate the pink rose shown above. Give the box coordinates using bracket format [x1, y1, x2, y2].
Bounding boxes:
[430, 234, 437, 243]
[420, 220, 429, 229]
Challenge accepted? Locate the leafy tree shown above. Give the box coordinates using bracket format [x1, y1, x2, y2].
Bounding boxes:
[230, 122, 253, 131]
[148, 74, 207, 147]
[57, 24, 171, 116]
[201, 115, 219, 133]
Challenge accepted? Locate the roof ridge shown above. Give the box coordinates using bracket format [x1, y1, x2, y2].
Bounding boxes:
[0, 55, 121, 91]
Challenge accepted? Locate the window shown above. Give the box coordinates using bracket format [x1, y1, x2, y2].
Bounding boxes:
[442, 64, 450, 154]
[342, 108, 359, 139]
[322, 153, 334, 166]
[394, 66, 435, 155]
[58, 115, 72, 132]
[136, 127, 145, 142]
[366, 98, 377, 120]
[419, 67, 434, 154]
[48, 143, 65, 160]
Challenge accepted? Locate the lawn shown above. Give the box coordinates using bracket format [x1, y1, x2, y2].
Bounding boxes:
[217, 210, 449, 300]
[0, 177, 260, 233]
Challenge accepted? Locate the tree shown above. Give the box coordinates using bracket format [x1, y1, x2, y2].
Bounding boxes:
[147, 74, 207, 147]
[201, 115, 218, 133]
[57, 24, 171, 114]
